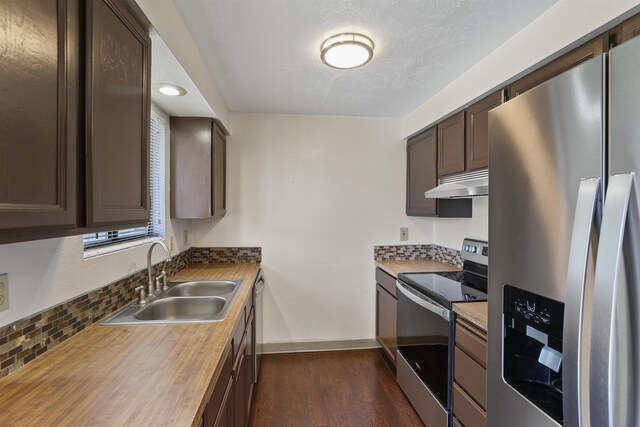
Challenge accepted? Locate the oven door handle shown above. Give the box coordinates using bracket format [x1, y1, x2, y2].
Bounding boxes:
[397, 281, 451, 321]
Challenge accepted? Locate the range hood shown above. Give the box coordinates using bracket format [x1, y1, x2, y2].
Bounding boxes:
[425, 169, 488, 199]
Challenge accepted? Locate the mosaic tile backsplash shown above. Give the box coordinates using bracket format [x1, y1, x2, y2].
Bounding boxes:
[190, 247, 262, 264]
[374, 244, 463, 268]
[0, 247, 261, 379]
[373, 244, 431, 260]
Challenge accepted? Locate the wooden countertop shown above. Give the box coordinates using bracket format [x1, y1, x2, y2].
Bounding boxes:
[453, 301, 488, 332]
[0, 263, 260, 427]
[375, 259, 461, 278]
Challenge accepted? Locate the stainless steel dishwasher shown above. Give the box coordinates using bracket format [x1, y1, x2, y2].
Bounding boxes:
[253, 270, 266, 383]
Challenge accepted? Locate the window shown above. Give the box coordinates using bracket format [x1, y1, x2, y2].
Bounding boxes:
[83, 110, 166, 251]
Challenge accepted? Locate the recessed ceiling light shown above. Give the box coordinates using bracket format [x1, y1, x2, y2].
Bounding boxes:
[153, 83, 187, 96]
[321, 33, 374, 69]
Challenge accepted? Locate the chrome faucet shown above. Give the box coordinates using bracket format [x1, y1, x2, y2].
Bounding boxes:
[147, 241, 172, 297]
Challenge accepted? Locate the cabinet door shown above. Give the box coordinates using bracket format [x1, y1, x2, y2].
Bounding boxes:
[465, 90, 503, 171]
[213, 377, 234, 427]
[170, 117, 213, 218]
[508, 35, 606, 99]
[212, 124, 226, 217]
[85, 0, 151, 228]
[244, 312, 255, 423]
[621, 13, 640, 43]
[437, 111, 465, 176]
[205, 344, 233, 427]
[0, 0, 79, 240]
[406, 127, 437, 216]
[376, 284, 397, 364]
[233, 333, 247, 427]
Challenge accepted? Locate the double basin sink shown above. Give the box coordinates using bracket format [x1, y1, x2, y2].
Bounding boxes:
[102, 280, 243, 325]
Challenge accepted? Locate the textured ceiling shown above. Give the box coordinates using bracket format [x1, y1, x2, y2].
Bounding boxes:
[172, 0, 558, 117]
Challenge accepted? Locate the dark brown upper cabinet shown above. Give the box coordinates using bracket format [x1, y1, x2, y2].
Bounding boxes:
[85, 0, 151, 229]
[465, 90, 504, 171]
[0, 0, 80, 241]
[437, 111, 466, 177]
[620, 13, 640, 42]
[1, 0, 151, 243]
[171, 118, 227, 219]
[508, 34, 607, 99]
[213, 124, 227, 217]
[406, 128, 437, 216]
[406, 127, 471, 218]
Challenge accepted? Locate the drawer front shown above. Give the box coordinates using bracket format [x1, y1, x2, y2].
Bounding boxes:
[453, 417, 463, 427]
[453, 383, 486, 427]
[454, 347, 487, 409]
[456, 320, 487, 368]
[376, 267, 397, 298]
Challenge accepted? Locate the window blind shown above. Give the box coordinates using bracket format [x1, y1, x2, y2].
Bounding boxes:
[83, 110, 166, 249]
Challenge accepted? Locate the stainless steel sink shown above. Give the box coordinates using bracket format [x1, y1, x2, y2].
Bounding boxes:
[134, 296, 227, 321]
[101, 279, 243, 325]
[165, 280, 239, 297]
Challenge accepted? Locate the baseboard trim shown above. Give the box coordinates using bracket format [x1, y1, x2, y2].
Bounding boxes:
[261, 339, 380, 354]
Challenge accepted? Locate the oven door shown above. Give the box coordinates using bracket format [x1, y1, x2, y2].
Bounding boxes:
[396, 279, 454, 411]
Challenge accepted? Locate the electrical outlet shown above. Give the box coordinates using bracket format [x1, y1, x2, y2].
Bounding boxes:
[183, 230, 189, 246]
[169, 236, 175, 252]
[0, 274, 8, 313]
[400, 227, 409, 241]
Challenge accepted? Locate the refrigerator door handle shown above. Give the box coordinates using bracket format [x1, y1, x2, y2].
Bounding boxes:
[590, 173, 638, 427]
[563, 177, 601, 427]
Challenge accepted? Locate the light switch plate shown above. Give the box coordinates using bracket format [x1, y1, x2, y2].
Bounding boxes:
[0, 274, 8, 313]
[400, 227, 409, 241]
[169, 236, 175, 252]
[183, 230, 189, 246]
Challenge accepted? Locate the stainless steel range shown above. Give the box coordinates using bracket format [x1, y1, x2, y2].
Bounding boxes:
[396, 238, 488, 427]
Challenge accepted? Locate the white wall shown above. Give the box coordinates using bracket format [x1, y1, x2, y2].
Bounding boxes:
[191, 113, 436, 344]
[433, 198, 488, 249]
[0, 106, 191, 328]
[402, 0, 640, 138]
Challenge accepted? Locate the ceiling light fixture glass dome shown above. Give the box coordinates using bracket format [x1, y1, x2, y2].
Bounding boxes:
[320, 33, 374, 69]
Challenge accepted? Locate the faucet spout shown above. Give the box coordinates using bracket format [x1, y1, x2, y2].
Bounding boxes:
[147, 241, 172, 294]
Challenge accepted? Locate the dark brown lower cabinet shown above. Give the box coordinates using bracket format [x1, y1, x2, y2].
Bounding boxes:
[453, 319, 487, 427]
[375, 268, 397, 365]
[376, 284, 397, 364]
[233, 334, 247, 427]
[214, 377, 234, 427]
[205, 283, 256, 427]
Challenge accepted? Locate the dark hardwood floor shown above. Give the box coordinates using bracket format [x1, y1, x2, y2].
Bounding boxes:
[250, 349, 424, 427]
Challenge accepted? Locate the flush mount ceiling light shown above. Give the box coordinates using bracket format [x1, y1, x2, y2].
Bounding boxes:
[320, 33, 374, 69]
[153, 83, 187, 96]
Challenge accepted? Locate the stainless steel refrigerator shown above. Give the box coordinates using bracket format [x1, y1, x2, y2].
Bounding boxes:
[488, 35, 640, 427]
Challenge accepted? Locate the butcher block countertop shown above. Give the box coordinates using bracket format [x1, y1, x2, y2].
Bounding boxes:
[0, 263, 260, 427]
[375, 258, 488, 332]
[375, 258, 460, 278]
[452, 302, 488, 332]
